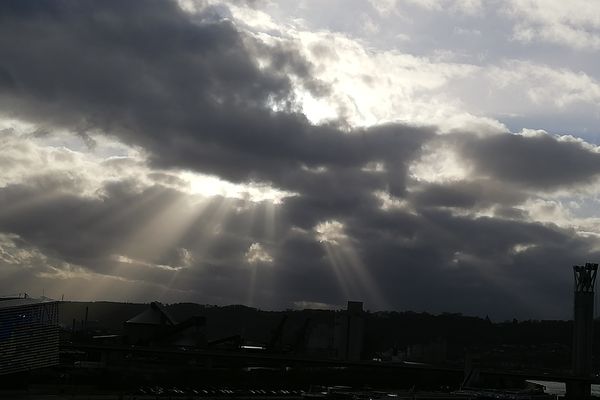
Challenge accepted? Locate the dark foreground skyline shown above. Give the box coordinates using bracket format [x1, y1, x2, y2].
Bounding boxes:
[0, 296, 593, 398]
[2, 1, 600, 320]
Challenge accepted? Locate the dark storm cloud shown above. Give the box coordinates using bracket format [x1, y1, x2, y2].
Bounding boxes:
[340, 205, 600, 318]
[409, 179, 527, 211]
[0, 0, 436, 247]
[0, 0, 291, 174]
[0, 0, 431, 188]
[458, 132, 600, 189]
[0, 0, 431, 209]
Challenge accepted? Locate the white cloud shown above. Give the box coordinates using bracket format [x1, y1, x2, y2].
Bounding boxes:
[182, 171, 296, 204]
[373, 190, 412, 212]
[0, 118, 294, 204]
[314, 220, 348, 245]
[409, 141, 473, 183]
[291, 29, 501, 131]
[245, 242, 274, 265]
[0, 233, 46, 267]
[368, 0, 400, 16]
[506, 0, 600, 49]
[292, 300, 339, 310]
[0, 121, 148, 197]
[370, 0, 483, 16]
[486, 61, 600, 108]
[110, 254, 187, 271]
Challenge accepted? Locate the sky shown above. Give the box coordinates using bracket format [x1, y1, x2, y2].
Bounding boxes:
[2, 0, 600, 319]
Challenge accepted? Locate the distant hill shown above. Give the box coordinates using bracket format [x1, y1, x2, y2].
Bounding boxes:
[60, 301, 146, 331]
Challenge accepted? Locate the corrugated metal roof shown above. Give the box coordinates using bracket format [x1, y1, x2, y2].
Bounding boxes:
[0, 297, 55, 309]
[126, 302, 176, 325]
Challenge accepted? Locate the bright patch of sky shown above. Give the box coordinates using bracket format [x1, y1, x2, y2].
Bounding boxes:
[182, 172, 295, 204]
[0, 119, 295, 204]
[220, 0, 600, 142]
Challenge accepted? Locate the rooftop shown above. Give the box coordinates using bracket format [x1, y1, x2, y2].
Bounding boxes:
[0, 295, 57, 309]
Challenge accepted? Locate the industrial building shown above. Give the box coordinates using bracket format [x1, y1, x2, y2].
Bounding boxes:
[0, 295, 59, 375]
[123, 301, 206, 347]
[333, 301, 365, 361]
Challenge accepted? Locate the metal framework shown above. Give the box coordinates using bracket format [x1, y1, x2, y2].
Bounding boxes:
[574, 263, 598, 292]
[567, 263, 598, 399]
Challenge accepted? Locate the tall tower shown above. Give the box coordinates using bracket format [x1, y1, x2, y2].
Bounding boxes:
[567, 263, 597, 399]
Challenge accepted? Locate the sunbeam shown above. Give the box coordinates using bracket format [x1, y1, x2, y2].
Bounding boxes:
[96, 188, 210, 294]
[0, 187, 67, 219]
[189, 196, 236, 263]
[244, 242, 274, 307]
[118, 193, 207, 263]
[322, 243, 351, 299]
[263, 201, 278, 242]
[316, 220, 387, 310]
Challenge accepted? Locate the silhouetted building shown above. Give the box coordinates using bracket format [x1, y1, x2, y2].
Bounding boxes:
[334, 301, 364, 361]
[124, 301, 176, 345]
[0, 296, 59, 375]
[124, 301, 205, 347]
[567, 263, 597, 399]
